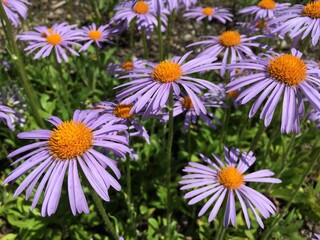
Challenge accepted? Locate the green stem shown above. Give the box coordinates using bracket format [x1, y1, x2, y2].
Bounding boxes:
[267, 134, 295, 192]
[53, 56, 71, 118]
[130, 21, 136, 57]
[126, 157, 136, 239]
[215, 220, 225, 240]
[203, 18, 209, 35]
[300, 34, 311, 53]
[261, 149, 320, 240]
[165, 12, 175, 58]
[141, 30, 149, 59]
[219, 106, 230, 152]
[157, 15, 164, 61]
[67, 0, 75, 22]
[94, 47, 102, 92]
[187, 127, 191, 160]
[250, 121, 266, 151]
[90, 187, 120, 240]
[259, 18, 265, 35]
[166, 89, 174, 239]
[0, 4, 45, 128]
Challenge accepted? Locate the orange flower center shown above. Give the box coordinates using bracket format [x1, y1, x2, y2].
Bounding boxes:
[113, 104, 134, 119]
[1, 0, 9, 6]
[48, 121, 93, 160]
[133, 1, 149, 14]
[218, 166, 244, 189]
[258, 0, 276, 9]
[182, 96, 194, 109]
[151, 61, 183, 83]
[88, 30, 102, 40]
[45, 28, 62, 45]
[302, 2, 320, 18]
[219, 31, 241, 47]
[267, 54, 307, 86]
[202, 7, 214, 16]
[227, 90, 239, 99]
[122, 61, 134, 71]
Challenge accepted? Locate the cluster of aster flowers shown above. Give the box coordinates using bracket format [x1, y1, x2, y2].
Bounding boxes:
[17, 22, 118, 63]
[3, 0, 320, 238]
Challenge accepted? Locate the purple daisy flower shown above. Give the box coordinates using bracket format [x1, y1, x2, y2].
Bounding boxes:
[94, 101, 150, 143]
[162, 93, 226, 132]
[78, 23, 117, 52]
[227, 49, 320, 134]
[2, 0, 30, 27]
[184, 6, 233, 24]
[17, 23, 81, 63]
[180, 146, 281, 228]
[0, 104, 15, 130]
[269, 2, 320, 46]
[3, 110, 130, 216]
[115, 51, 221, 119]
[112, 0, 167, 37]
[188, 31, 264, 76]
[239, 0, 290, 21]
[107, 57, 149, 77]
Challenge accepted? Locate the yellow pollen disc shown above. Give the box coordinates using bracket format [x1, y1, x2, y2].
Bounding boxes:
[113, 104, 134, 119]
[219, 31, 241, 47]
[227, 90, 239, 99]
[218, 166, 244, 189]
[122, 61, 134, 71]
[182, 96, 194, 109]
[88, 30, 102, 40]
[48, 121, 93, 160]
[46, 28, 62, 45]
[133, 1, 149, 14]
[258, 0, 276, 9]
[267, 54, 307, 86]
[202, 7, 214, 16]
[151, 61, 183, 83]
[302, 2, 320, 18]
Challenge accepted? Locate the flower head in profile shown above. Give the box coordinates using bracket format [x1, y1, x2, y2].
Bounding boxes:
[78, 23, 117, 52]
[179, 0, 197, 10]
[188, 31, 264, 76]
[112, 0, 167, 37]
[107, 57, 149, 77]
[162, 92, 226, 132]
[184, 6, 233, 24]
[239, 0, 290, 21]
[17, 23, 81, 63]
[2, 0, 30, 27]
[227, 49, 320, 134]
[269, 2, 320, 46]
[309, 110, 320, 128]
[115, 51, 221, 119]
[0, 104, 15, 130]
[3, 110, 130, 216]
[1, 87, 26, 129]
[94, 101, 150, 143]
[180, 146, 281, 228]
